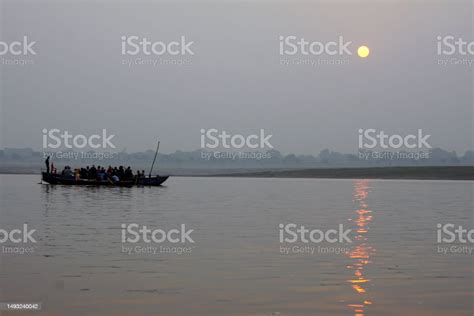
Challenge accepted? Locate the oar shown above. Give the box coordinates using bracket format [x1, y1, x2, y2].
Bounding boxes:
[106, 175, 115, 185]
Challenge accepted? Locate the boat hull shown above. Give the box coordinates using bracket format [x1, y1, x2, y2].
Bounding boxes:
[138, 176, 169, 186]
[41, 172, 169, 187]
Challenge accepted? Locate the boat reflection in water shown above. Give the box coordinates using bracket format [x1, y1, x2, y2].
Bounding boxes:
[346, 180, 375, 316]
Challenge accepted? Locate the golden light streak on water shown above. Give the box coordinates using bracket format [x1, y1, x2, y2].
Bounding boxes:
[346, 180, 375, 316]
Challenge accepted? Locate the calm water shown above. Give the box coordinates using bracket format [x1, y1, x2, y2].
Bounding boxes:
[0, 174, 472, 316]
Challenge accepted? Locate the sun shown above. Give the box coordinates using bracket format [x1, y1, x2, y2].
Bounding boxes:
[357, 45, 370, 58]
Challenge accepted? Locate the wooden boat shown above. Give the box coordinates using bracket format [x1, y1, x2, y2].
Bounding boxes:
[42, 141, 168, 187]
[41, 172, 169, 187]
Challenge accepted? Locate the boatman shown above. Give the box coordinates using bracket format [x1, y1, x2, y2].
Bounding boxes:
[45, 156, 50, 174]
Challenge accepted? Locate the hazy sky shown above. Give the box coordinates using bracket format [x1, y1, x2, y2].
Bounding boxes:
[0, 0, 472, 155]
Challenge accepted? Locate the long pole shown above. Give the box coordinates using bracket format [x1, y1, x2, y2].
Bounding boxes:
[148, 141, 160, 178]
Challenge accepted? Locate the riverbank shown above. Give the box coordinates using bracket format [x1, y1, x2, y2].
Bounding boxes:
[1, 166, 473, 180]
[211, 166, 474, 180]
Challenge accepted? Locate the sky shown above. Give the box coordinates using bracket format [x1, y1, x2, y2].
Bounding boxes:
[0, 0, 473, 155]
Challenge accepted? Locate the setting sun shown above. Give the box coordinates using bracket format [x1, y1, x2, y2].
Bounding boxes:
[357, 45, 370, 58]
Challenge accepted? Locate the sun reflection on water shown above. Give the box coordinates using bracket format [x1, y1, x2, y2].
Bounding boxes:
[346, 180, 375, 316]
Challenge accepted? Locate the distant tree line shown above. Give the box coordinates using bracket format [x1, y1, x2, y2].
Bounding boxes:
[1, 147, 473, 169]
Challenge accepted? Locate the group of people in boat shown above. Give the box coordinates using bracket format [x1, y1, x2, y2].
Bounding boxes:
[45, 157, 146, 182]
[63, 165, 146, 182]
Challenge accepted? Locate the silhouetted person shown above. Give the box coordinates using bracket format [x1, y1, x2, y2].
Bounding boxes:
[124, 166, 133, 180]
[89, 165, 97, 180]
[118, 166, 125, 179]
[45, 156, 50, 173]
[80, 168, 87, 179]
